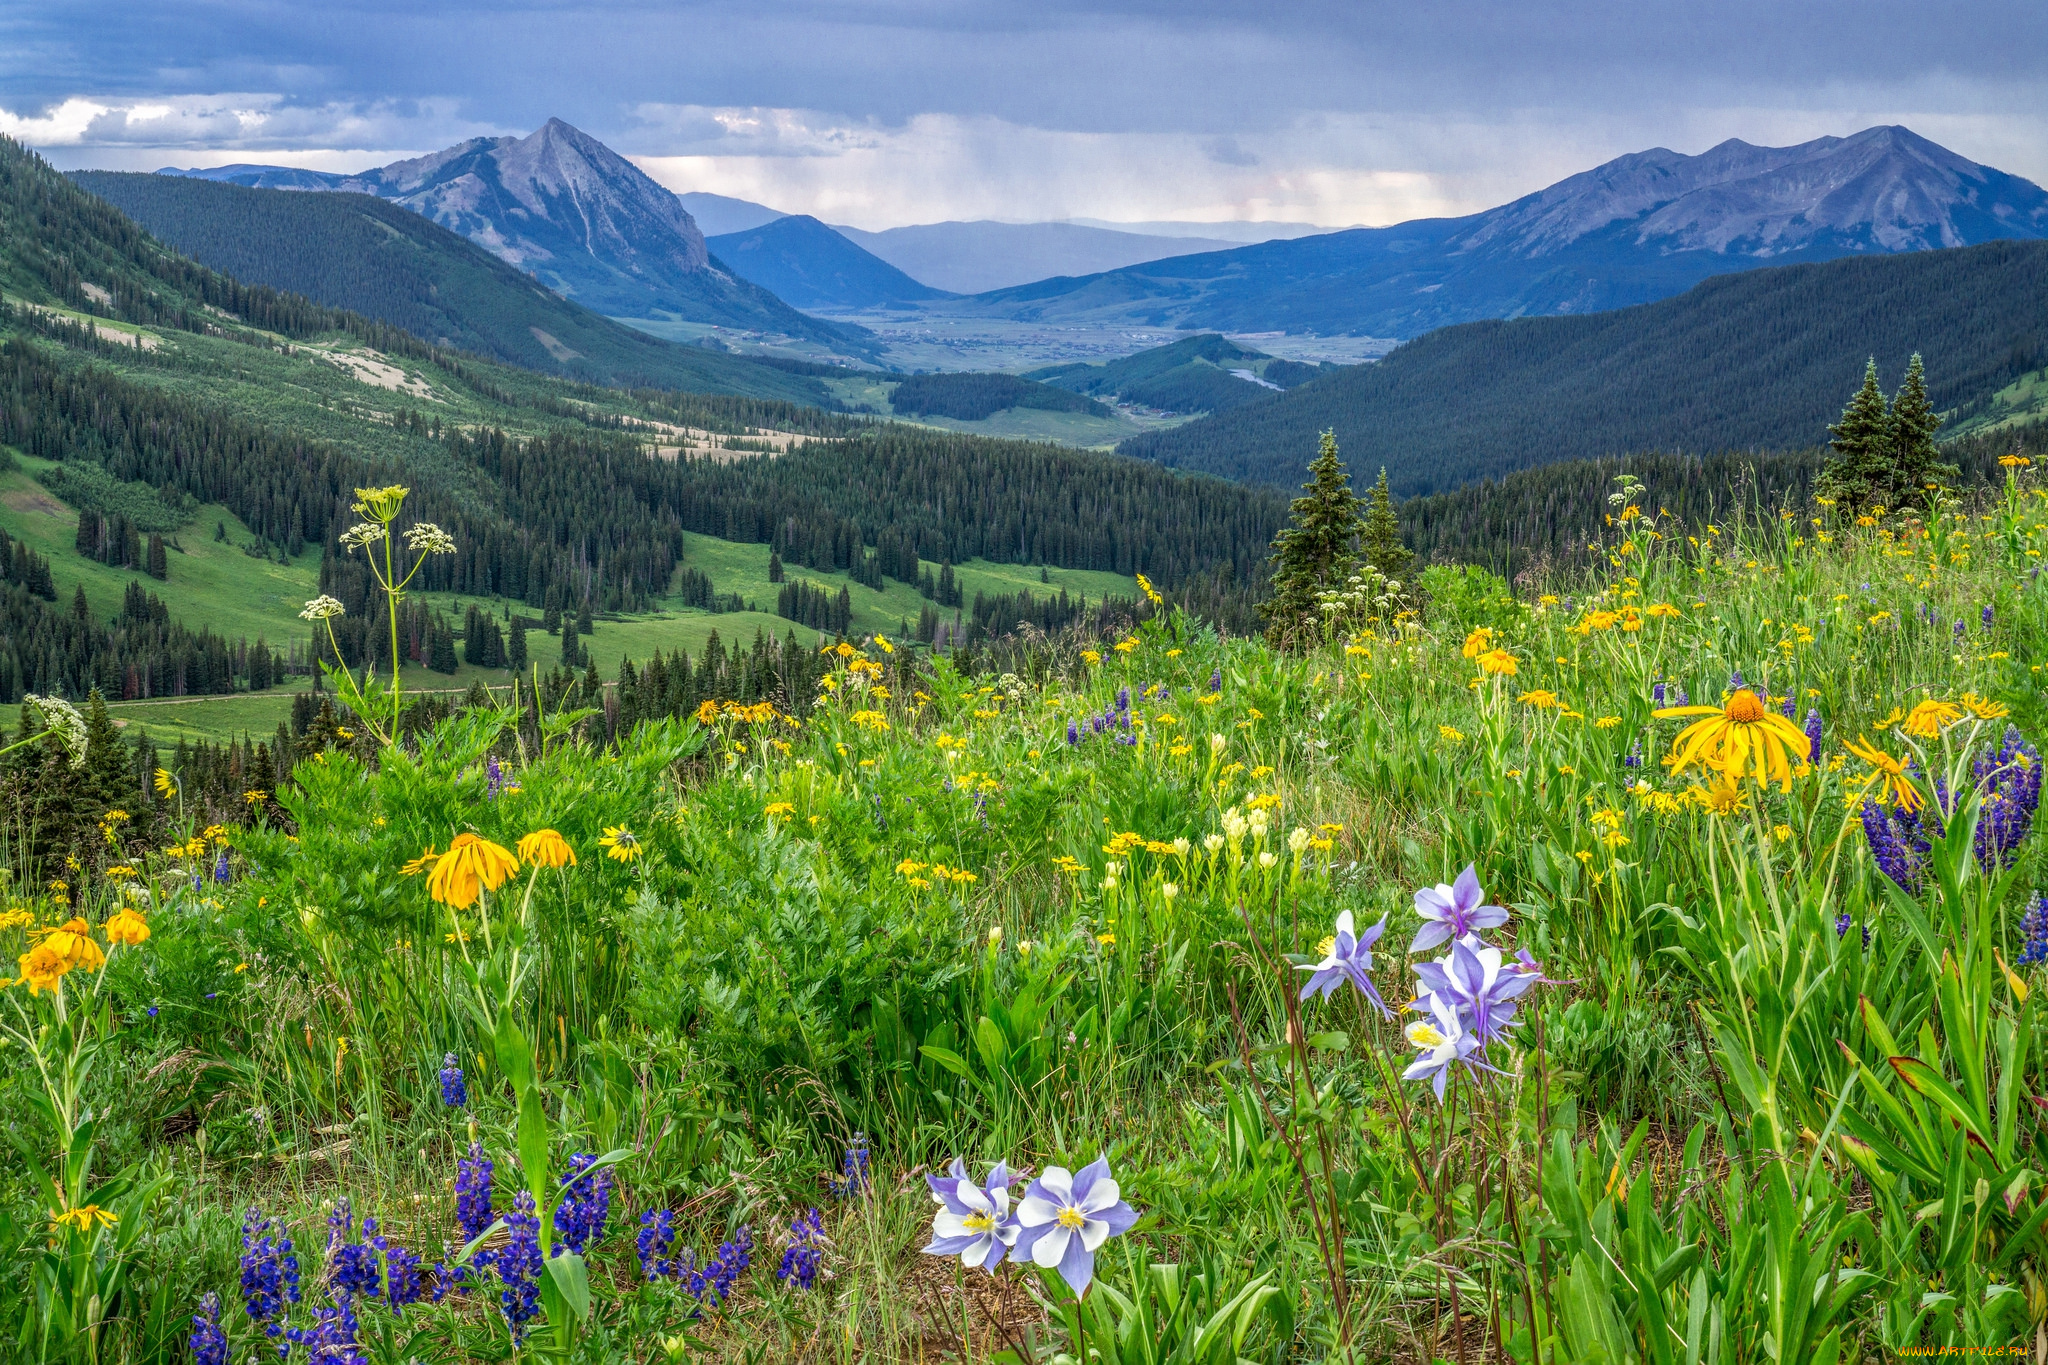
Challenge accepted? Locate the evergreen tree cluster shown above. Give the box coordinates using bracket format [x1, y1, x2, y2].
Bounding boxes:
[462, 605, 507, 668]
[0, 522, 56, 599]
[1816, 354, 1959, 514]
[0, 577, 289, 702]
[1262, 432, 1365, 650]
[777, 579, 854, 636]
[73, 509, 168, 579]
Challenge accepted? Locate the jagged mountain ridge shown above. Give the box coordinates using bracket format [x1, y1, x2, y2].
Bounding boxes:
[164, 120, 872, 354]
[942, 126, 2048, 337]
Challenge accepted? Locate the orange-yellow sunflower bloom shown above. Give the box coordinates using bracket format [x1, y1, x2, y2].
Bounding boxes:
[516, 829, 577, 869]
[1900, 699, 1965, 740]
[1844, 736, 1922, 812]
[103, 907, 150, 947]
[1655, 689, 1811, 789]
[399, 845, 439, 876]
[426, 833, 520, 909]
[1475, 648, 1518, 676]
[33, 918, 107, 974]
[17, 941, 70, 993]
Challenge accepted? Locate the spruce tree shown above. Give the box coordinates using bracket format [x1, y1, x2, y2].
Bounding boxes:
[1358, 467, 1413, 589]
[768, 550, 784, 583]
[1887, 353, 1955, 505]
[1817, 359, 1894, 515]
[508, 614, 528, 671]
[1261, 430, 1362, 650]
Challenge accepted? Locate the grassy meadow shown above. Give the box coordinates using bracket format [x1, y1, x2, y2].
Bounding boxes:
[8, 462, 2048, 1361]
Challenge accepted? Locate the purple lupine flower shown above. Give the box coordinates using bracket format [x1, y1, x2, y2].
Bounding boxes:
[1295, 910, 1392, 1018]
[1067, 722, 1079, 745]
[1408, 864, 1510, 954]
[1984, 604, 1996, 631]
[1780, 693, 1796, 718]
[1012, 1157, 1139, 1298]
[1727, 669, 1745, 694]
[638, 1209, 680, 1280]
[1116, 733, 1138, 746]
[2018, 895, 2048, 968]
[1955, 619, 1968, 641]
[1402, 992, 1485, 1102]
[213, 850, 232, 884]
[553, 1153, 612, 1257]
[326, 1202, 381, 1300]
[777, 1209, 827, 1291]
[455, 1143, 494, 1250]
[1622, 737, 1643, 769]
[366, 1221, 426, 1312]
[836, 1134, 871, 1197]
[1676, 684, 1690, 706]
[439, 1053, 466, 1108]
[1116, 686, 1129, 713]
[486, 755, 503, 798]
[496, 1192, 542, 1341]
[1804, 709, 1824, 757]
[240, 1207, 301, 1347]
[189, 1292, 228, 1365]
[921, 1159, 1017, 1271]
[1973, 727, 2040, 872]
[1835, 910, 1852, 937]
[697, 1226, 753, 1304]
[1861, 798, 1928, 891]
[1651, 681, 1666, 705]
[1209, 668, 1222, 692]
[1411, 938, 1538, 1049]
[287, 1293, 361, 1363]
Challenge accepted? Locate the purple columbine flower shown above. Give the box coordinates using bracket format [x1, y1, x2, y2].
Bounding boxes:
[189, 1292, 228, 1365]
[921, 1159, 1017, 1271]
[439, 1053, 466, 1108]
[1402, 992, 1485, 1101]
[1295, 910, 1392, 1017]
[1013, 1157, 1139, 1298]
[1411, 938, 1537, 1049]
[1408, 864, 1509, 954]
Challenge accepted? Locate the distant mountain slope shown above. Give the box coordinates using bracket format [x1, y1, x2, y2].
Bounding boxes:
[678, 191, 788, 237]
[706, 215, 951, 309]
[1027, 334, 1323, 416]
[161, 121, 873, 355]
[834, 220, 1246, 294]
[69, 171, 848, 403]
[1117, 239, 2048, 494]
[954, 126, 2048, 337]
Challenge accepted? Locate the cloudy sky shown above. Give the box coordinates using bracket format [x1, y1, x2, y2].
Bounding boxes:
[5, 1, 2045, 230]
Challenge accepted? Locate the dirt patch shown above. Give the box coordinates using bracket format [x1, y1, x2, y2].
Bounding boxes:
[629, 415, 804, 462]
[529, 326, 583, 362]
[20, 302, 160, 350]
[321, 348, 436, 401]
[3, 488, 72, 517]
[79, 283, 112, 306]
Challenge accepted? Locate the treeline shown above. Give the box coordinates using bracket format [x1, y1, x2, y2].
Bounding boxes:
[0, 523, 56, 599]
[888, 372, 1108, 421]
[0, 578, 290, 703]
[1120, 239, 2048, 493]
[75, 513, 168, 579]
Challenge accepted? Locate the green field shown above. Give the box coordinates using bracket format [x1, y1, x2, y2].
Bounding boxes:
[1, 455, 1136, 740]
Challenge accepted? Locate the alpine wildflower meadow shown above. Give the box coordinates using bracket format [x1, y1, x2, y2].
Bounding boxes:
[7, 459, 2048, 1363]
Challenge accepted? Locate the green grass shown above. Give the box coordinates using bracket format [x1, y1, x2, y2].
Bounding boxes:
[0, 452, 321, 638]
[1950, 364, 2048, 439]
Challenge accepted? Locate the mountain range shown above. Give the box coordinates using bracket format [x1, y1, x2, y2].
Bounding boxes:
[162, 119, 871, 354]
[934, 126, 2048, 338]
[704, 216, 951, 310]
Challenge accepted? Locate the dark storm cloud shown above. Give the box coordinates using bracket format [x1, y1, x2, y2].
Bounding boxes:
[6, 2, 2044, 224]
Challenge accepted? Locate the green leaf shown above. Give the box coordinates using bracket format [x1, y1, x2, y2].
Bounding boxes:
[1307, 1032, 1349, 1052]
[543, 1253, 592, 1322]
[1889, 1057, 1993, 1150]
[918, 1045, 972, 1080]
[495, 1014, 535, 1094]
[518, 1086, 551, 1202]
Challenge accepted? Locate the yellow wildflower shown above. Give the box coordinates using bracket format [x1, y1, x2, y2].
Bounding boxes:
[1476, 648, 1518, 676]
[104, 907, 150, 947]
[51, 1205, 117, 1234]
[1519, 690, 1561, 709]
[599, 827, 644, 863]
[516, 829, 577, 869]
[1655, 689, 1810, 789]
[763, 802, 796, 819]
[1844, 737, 1921, 812]
[1900, 698, 1965, 739]
[426, 834, 519, 908]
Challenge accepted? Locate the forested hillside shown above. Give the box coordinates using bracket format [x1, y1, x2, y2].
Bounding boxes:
[67, 170, 853, 403]
[1121, 239, 2048, 492]
[1029, 333, 1322, 416]
[886, 371, 1108, 421]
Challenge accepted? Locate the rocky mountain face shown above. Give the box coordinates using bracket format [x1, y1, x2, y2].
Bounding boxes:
[163, 120, 870, 351]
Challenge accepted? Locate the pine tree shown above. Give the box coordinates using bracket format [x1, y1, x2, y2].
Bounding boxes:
[768, 550, 784, 583]
[508, 614, 528, 671]
[80, 690, 130, 818]
[560, 617, 580, 668]
[1261, 431, 1362, 650]
[576, 603, 593, 636]
[146, 533, 168, 580]
[1817, 359, 1895, 515]
[1887, 353, 1956, 506]
[1358, 467, 1413, 589]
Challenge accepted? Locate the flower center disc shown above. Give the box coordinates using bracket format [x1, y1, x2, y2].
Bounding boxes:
[1725, 690, 1767, 723]
[1056, 1206, 1089, 1229]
